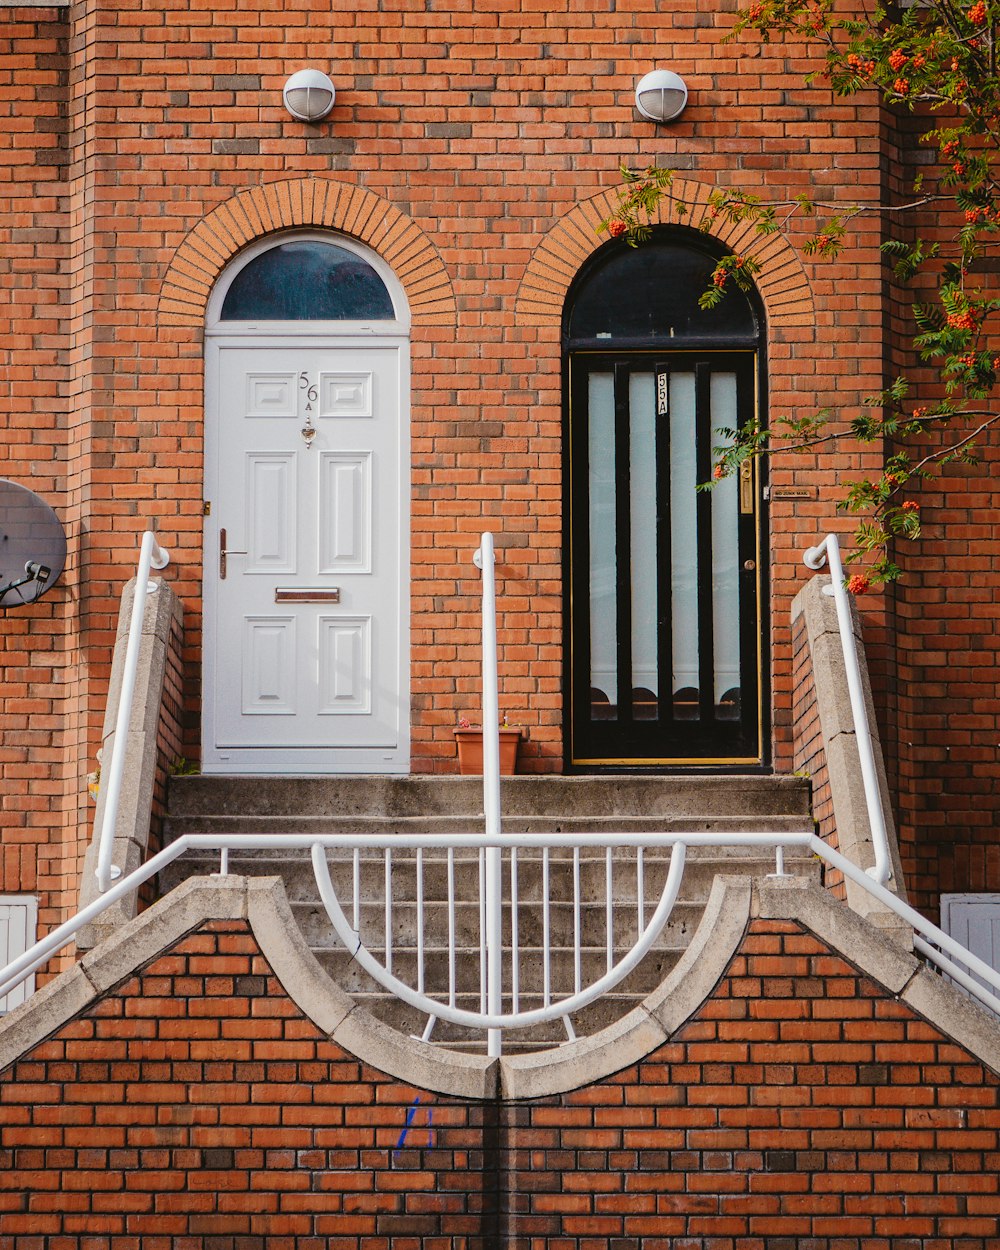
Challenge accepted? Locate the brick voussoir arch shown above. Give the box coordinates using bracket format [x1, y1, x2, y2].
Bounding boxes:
[515, 180, 814, 332]
[158, 178, 456, 327]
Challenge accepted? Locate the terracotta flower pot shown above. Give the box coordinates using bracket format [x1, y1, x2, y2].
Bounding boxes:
[454, 727, 522, 775]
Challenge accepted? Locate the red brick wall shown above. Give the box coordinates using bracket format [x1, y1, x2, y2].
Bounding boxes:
[1, 916, 998, 1244]
[0, 0, 990, 935]
[148, 595, 185, 872]
[877, 107, 1000, 918]
[0, 6, 79, 956]
[790, 608, 844, 899]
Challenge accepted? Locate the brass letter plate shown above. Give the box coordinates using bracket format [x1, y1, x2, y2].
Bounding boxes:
[274, 588, 341, 603]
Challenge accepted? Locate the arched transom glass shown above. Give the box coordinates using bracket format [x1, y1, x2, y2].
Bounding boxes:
[220, 239, 395, 321]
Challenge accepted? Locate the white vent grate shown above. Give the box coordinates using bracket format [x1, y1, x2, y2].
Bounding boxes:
[0, 896, 38, 1013]
[941, 893, 1000, 997]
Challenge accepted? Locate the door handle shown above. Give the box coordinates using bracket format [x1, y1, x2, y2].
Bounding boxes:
[739, 461, 755, 514]
[219, 528, 247, 580]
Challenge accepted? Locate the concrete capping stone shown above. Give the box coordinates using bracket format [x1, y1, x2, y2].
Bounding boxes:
[755, 876, 918, 992]
[756, 880, 1000, 1076]
[245, 877, 354, 1037]
[0, 878, 250, 1075]
[645, 876, 753, 1034]
[77, 579, 184, 945]
[77, 836, 147, 943]
[80, 875, 248, 994]
[901, 966, 1000, 1075]
[0, 964, 94, 1075]
[791, 574, 908, 914]
[500, 1007, 668, 1101]
[332, 1008, 499, 1101]
[4, 872, 1000, 1091]
[499, 877, 751, 1099]
[0, 874, 498, 1098]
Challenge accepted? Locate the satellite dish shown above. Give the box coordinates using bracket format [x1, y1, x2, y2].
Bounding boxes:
[0, 479, 67, 608]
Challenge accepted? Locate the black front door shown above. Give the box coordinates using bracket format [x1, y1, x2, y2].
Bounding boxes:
[567, 351, 765, 767]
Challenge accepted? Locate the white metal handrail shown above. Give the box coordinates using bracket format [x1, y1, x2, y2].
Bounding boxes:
[803, 533, 892, 887]
[3, 829, 1000, 1035]
[95, 530, 169, 892]
[472, 532, 502, 1054]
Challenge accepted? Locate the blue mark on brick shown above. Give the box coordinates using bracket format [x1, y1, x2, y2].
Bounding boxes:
[393, 1096, 434, 1159]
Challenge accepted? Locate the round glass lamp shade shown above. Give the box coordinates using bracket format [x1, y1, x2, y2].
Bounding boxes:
[635, 70, 688, 123]
[283, 69, 336, 122]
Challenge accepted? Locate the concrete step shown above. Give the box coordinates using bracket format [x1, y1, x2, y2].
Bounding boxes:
[290, 896, 709, 950]
[167, 773, 812, 823]
[311, 939, 687, 1002]
[165, 813, 811, 838]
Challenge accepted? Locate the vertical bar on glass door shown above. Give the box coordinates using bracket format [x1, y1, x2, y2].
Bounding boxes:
[588, 372, 618, 719]
[629, 372, 657, 721]
[669, 373, 698, 719]
[655, 365, 674, 725]
[710, 373, 741, 719]
[614, 365, 633, 726]
[694, 364, 716, 725]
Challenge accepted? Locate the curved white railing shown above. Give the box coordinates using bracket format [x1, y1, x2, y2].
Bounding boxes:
[803, 533, 892, 887]
[312, 837, 688, 1040]
[95, 530, 170, 892]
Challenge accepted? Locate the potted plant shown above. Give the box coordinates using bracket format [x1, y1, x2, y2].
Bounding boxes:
[454, 716, 523, 775]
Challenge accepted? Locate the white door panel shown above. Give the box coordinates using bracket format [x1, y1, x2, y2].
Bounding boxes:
[319, 452, 371, 572]
[246, 453, 297, 571]
[204, 340, 408, 773]
[242, 616, 297, 714]
[318, 615, 371, 715]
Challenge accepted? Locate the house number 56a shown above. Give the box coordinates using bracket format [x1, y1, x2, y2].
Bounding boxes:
[299, 371, 318, 449]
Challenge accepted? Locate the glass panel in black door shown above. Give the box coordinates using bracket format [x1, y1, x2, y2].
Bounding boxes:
[569, 353, 762, 765]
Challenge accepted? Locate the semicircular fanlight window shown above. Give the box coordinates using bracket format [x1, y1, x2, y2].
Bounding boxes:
[566, 238, 758, 342]
[221, 240, 395, 321]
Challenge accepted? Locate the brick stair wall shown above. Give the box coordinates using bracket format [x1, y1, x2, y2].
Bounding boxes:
[1, 883, 998, 1247]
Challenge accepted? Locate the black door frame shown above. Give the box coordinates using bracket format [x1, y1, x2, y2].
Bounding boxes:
[563, 347, 770, 772]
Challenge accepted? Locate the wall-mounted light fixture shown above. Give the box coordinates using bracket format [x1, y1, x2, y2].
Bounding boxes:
[283, 69, 336, 122]
[634, 70, 689, 124]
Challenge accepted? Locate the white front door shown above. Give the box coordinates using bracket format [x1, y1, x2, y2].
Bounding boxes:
[203, 338, 409, 773]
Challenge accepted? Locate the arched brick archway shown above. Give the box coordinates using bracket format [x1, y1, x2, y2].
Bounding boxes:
[547, 181, 815, 770]
[514, 179, 815, 331]
[158, 178, 456, 328]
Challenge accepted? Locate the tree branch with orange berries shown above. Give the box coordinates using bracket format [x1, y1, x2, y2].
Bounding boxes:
[598, 0, 1000, 590]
